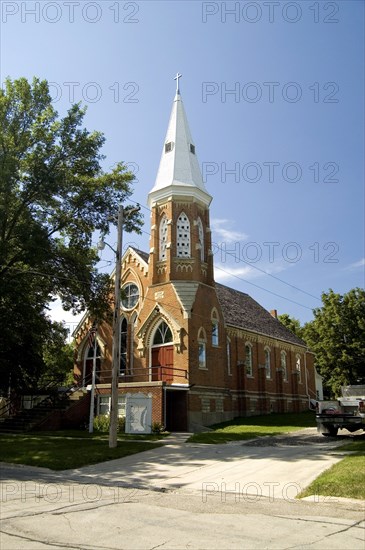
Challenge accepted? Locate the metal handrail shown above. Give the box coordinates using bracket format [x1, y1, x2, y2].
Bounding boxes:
[85, 365, 189, 382]
[118, 365, 189, 382]
[0, 372, 94, 419]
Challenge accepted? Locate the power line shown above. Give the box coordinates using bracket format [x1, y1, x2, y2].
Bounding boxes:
[214, 265, 313, 311]
[136, 219, 317, 311]
[128, 198, 320, 303]
[214, 245, 321, 302]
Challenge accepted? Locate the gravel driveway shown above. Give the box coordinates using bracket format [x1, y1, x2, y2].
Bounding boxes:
[243, 427, 364, 447]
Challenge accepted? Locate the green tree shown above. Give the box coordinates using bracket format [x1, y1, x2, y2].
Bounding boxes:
[303, 288, 365, 397]
[0, 77, 142, 393]
[41, 326, 75, 388]
[278, 313, 304, 339]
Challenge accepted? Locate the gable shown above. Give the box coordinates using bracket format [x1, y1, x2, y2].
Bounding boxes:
[123, 247, 149, 273]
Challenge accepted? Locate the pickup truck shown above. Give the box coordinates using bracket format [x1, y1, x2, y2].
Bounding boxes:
[316, 385, 365, 436]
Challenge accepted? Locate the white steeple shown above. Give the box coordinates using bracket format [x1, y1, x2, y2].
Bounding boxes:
[148, 76, 212, 208]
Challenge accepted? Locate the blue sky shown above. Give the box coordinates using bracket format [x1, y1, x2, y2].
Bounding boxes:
[1, 0, 364, 331]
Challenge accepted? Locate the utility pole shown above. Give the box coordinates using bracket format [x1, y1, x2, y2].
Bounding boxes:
[107, 204, 140, 449]
[109, 205, 123, 448]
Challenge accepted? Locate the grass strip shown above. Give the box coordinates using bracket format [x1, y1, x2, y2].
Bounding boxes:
[188, 411, 316, 444]
[0, 433, 163, 470]
[298, 439, 365, 500]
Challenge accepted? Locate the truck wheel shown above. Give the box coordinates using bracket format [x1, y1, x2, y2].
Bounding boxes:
[322, 425, 338, 437]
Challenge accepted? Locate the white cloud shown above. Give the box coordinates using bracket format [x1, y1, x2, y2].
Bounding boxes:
[214, 265, 256, 282]
[214, 262, 287, 283]
[211, 218, 248, 243]
[346, 258, 365, 270]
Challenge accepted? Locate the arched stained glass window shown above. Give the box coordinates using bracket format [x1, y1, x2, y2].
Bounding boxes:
[227, 338, 232, 375]
[211, 309, 219, 346]
[120, 318, 128, 375]
[296, 354, 302, 383]
[87, 344, 101, 359]
[153, 321, 173, 346]
[245, 344, 253, 377]
[198, 328, 207, 369]
[264, 347, 271, 379]
[281, 351, 287, 381]
[84, 343, 101, 384]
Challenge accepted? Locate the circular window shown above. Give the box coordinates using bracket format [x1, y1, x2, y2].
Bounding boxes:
[121, 283, 139, 310]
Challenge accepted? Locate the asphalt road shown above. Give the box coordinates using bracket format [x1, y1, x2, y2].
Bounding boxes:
[1, 428, 364, 549]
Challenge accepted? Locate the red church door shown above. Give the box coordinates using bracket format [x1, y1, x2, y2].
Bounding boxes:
[151, 346, 174, 382]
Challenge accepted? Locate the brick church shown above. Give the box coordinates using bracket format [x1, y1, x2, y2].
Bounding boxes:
[73, 80, 317, 431]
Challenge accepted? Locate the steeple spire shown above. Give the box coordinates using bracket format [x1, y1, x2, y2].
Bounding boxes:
[148, 76, 212, 208]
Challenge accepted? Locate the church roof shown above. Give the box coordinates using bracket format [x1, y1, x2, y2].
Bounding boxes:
[148, 85, 212, 207]
[215, 283, 306, 347]
[129, 247, 149, 264]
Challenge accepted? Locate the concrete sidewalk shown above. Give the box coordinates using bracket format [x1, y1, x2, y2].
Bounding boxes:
[57, 428, 352, 500]
[157, 432, 192, 445]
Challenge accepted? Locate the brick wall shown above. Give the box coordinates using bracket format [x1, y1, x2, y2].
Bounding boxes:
[96, 383, 164, 425]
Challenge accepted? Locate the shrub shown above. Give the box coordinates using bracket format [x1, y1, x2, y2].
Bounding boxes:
[118, 416, 125, 433]
[93, 414, 109, 432]
[151, 421, 165, 434]
[93, 415, 126, 433]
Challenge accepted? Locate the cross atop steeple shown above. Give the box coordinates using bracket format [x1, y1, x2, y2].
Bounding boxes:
[174, 72, 182, 94]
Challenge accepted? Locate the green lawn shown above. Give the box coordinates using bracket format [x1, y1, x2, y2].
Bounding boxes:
[0, 432, 163, 470]
[298, 439, 365, 500]
[188, 411, 316, 444]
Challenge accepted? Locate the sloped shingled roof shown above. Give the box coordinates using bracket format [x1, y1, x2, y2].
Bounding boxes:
[130, 247, 149, 264]
[130, 248, 305, 347]
[215, 283, 306, 347]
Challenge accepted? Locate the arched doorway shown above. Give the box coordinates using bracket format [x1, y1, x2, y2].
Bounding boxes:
[83, 344, 101, 385]
[151, 321, 174, 382]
